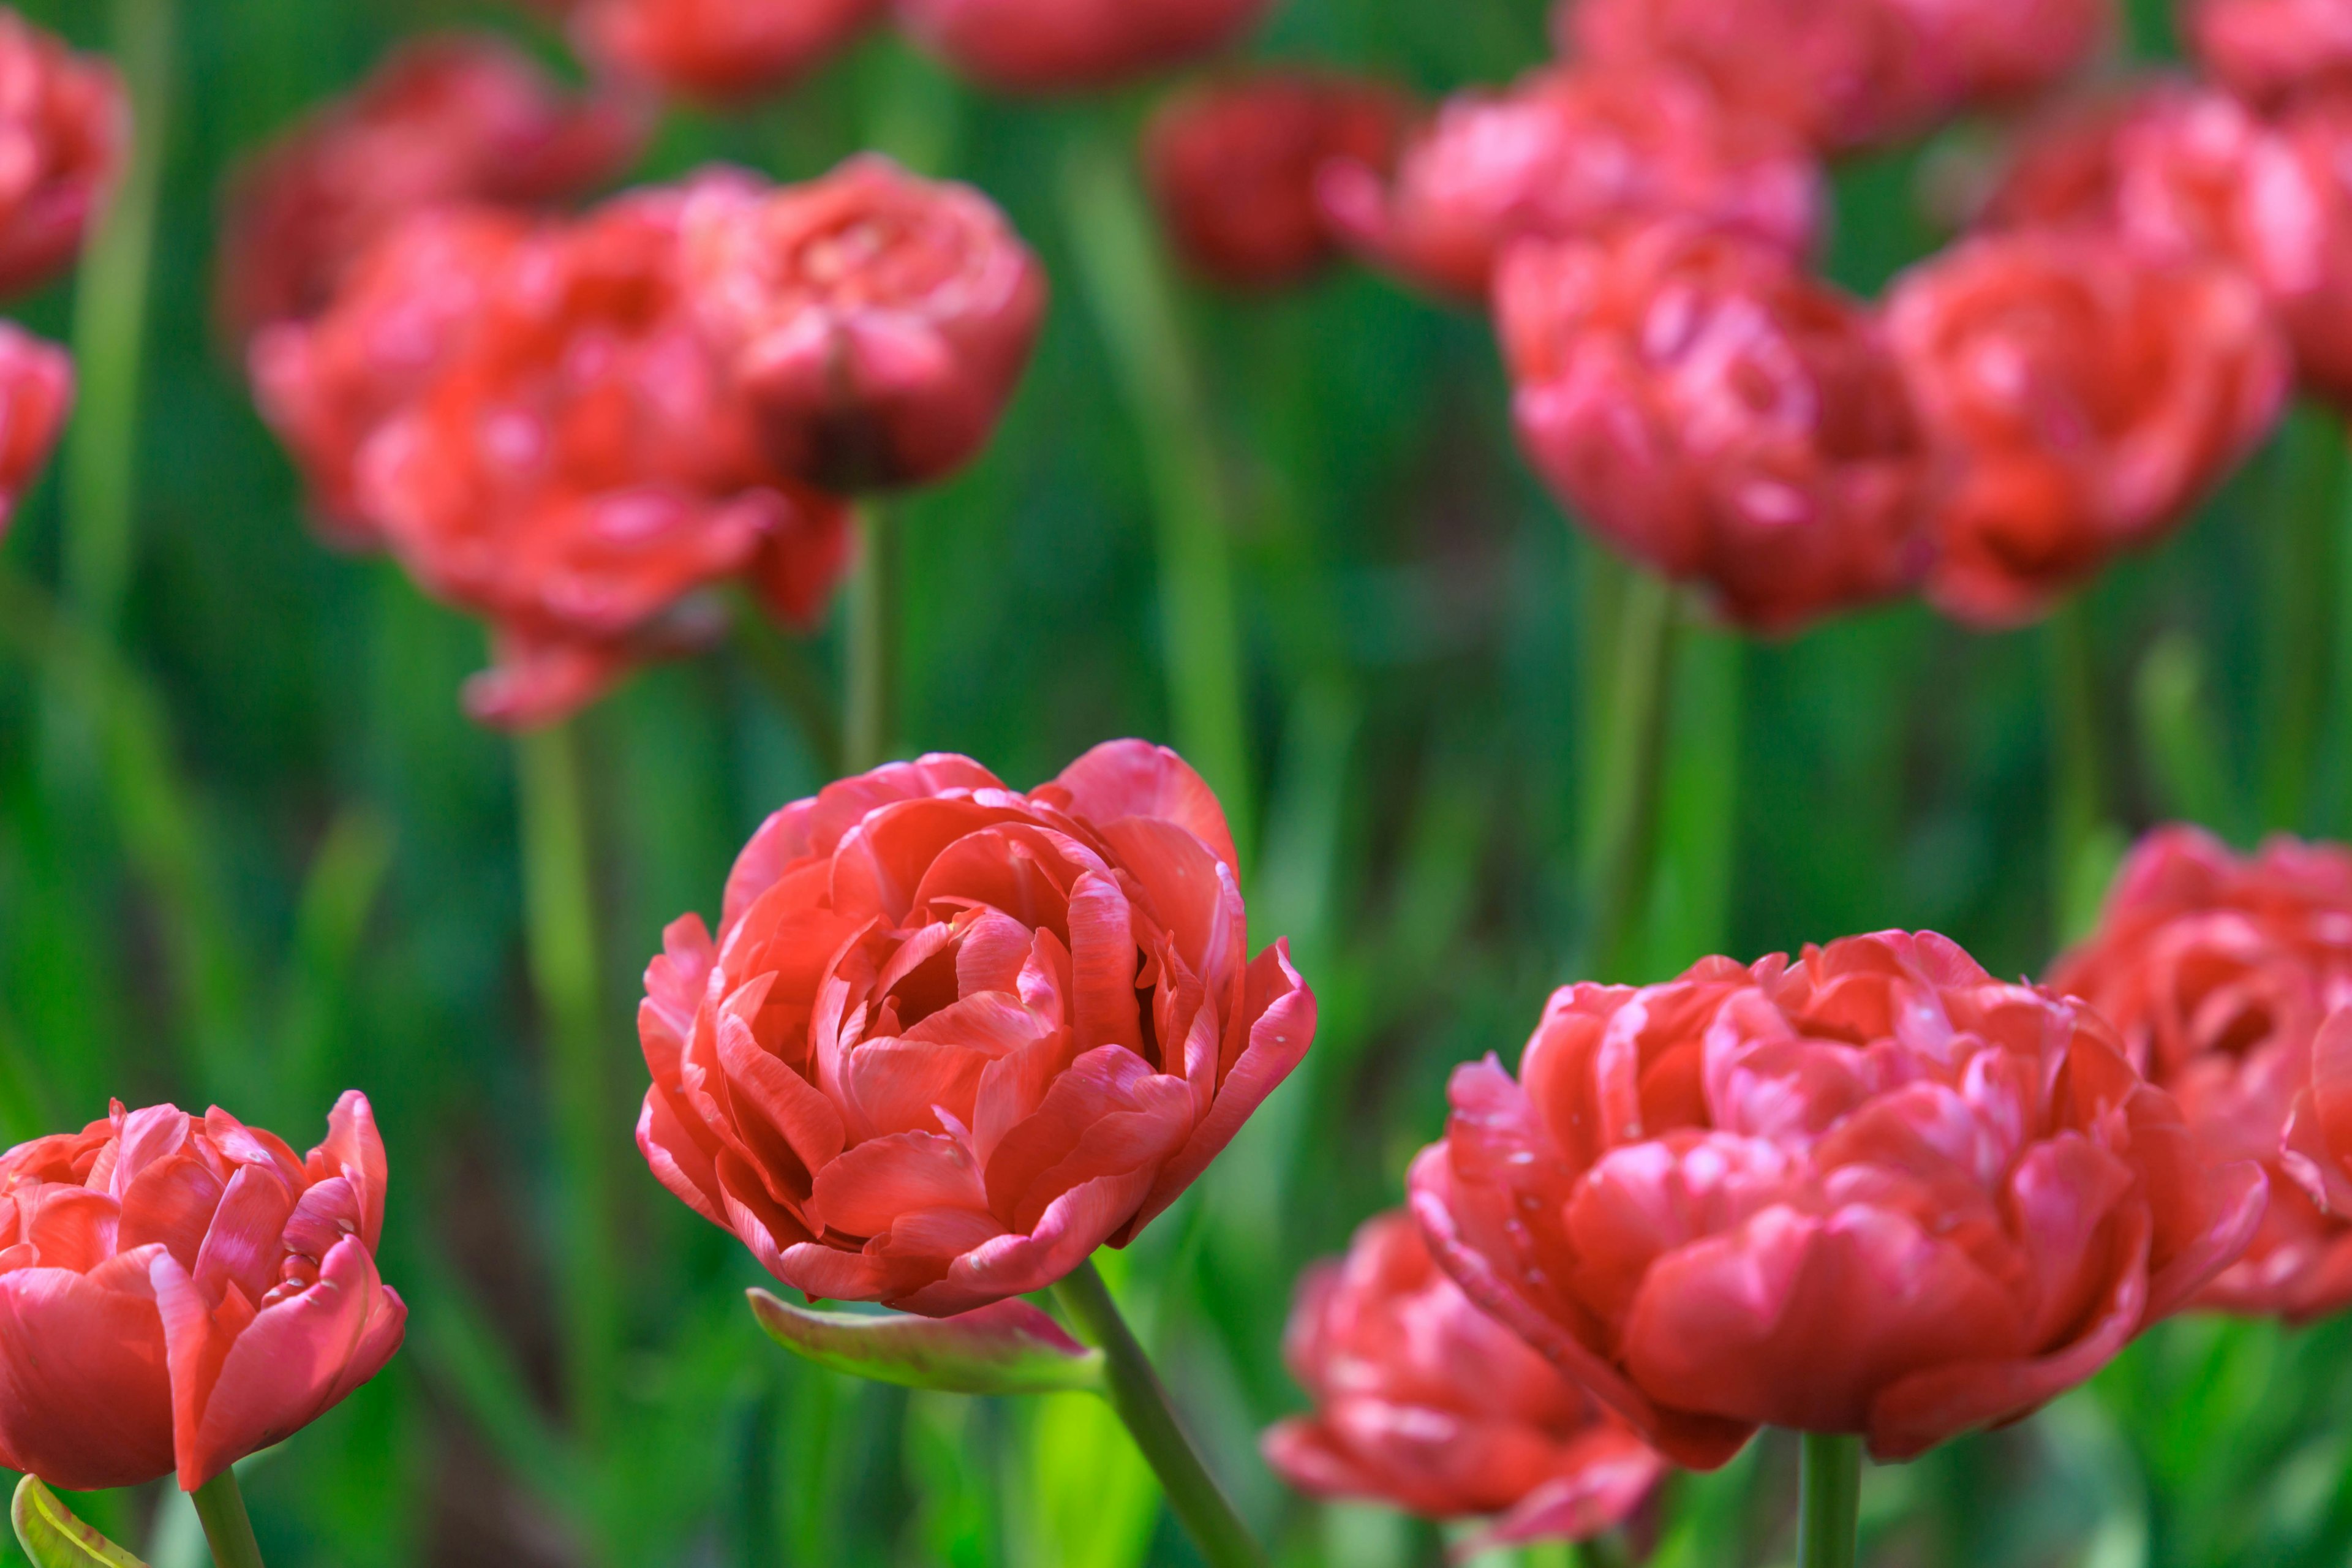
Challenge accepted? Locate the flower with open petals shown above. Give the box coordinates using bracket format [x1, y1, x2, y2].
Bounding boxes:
[0, 9, 124, 300]
[354, 178, 851, 729]
[1886, 231, 2288, 627]
[891, 0, 1268, 94]
[573, 0, 885, 103]
[1495, 219, 1929, 632]
[1144, 70, 1409, 290]
[1409, 931, 2266, 1469]
[216, 34, 644, 339]
[0, 321, 70, 541]
[1265, 1210, 1665, 1549]
[2052, 827, 2352, 1320]
[2187, 0, 2352, 110]
[1318, 67, 1820, 303]
[0, 1093, 404, 1493]
[636, 742, 1316, 1316]
[682, 155, 1046, 491]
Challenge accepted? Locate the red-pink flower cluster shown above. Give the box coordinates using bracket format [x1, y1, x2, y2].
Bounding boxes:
[1265, 1210, 1665, 1548]
[0, 9, 126, 300]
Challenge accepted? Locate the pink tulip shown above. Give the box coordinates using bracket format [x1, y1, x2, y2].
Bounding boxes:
[0, 320, 70, 542]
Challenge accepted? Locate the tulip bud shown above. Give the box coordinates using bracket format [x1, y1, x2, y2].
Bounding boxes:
[1887, 230, 2289, 627]
[2055, 827, 2352, 1321]
[0, 1093, 405, 1493]
[573, 0, 886, 104]
[1409, 932, 2266, 1469]
[1495, 219, 1930, 633]
[0, 10, 125, 301]
[681, 155, 1047, 491]
[2186, 0, 2352, 110]
[636, 742, 1315, 1316]
[0, 322, 70, 543]
[215, 34, 646, 341]
[1319, 67, 1820, 303]
[1264, 1211, 1666, 1550]
[891, 0, 1270, 94]
[1142, 70, 1409, 291]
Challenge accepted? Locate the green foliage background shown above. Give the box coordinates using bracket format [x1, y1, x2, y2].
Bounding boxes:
[3, 0, 2350, 1561]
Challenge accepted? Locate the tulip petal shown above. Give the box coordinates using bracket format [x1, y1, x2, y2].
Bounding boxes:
[1470, 1427, 1668, 1551]
[932, 1166, 1161, 1311]
[1044, 739, 1240, 877]
[812, 1131, 989, 1239]
[747, 1289, 1104, 1394]
[192, 1164, 297, 1308]
[306, 1091, 389, 1251]
[0, 1258, 175, 1491]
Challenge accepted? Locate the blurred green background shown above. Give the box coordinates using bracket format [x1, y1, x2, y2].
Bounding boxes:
[4, 0, 2352, 1561]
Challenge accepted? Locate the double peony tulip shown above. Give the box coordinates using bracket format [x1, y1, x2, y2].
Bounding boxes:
[1409, 930, 2265, 1468]
[572, 0, 884, 103]
[0, 1093, 405, 1492]
[0, 320, 70, 541]
[2054, 827, 2352, 1319]
[1494, 219, 1930, 633]
[1144, 70, 1409, 291]
[0, 8, 126, 301]
[891, 0, 1268, 94]
[1319, 67, 1820, 303]
[638, 742, 1314, 1314]
[1264, 1210, 1665, 1549]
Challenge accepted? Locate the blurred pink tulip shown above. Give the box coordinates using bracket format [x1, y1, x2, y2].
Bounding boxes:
[0, 9, 125, 300]
[892, 0, 1268, 94]
[0, 320, 69, 541]
[2186, 0, 2352, 110]
[573, 0, 885, 104]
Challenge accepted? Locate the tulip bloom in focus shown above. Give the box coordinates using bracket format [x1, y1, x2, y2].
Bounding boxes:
[0, 322, 70, 541]
[1318, 67, 1820, 303]
[1265, 1210, 1665, 1548]
[637, 742, 1315, 1314]
[891, 0, 1268, 94]
[1409, 931, 2266, 1468]
[2187, 0, 2352, 109]
[216, 34, 644, 339]
[1886, 231, 2288, 627]
[574, 0, 884, 104]
[0, 1093, 405, 1492]
[682, 155, 1046, 491]
[0, 10, 124, 300]
[1495, 219, 1929, 633]
[1144, 71, 1408, 290]
[2052, 827, 2352, 1320]
[355, 179, 852, 728]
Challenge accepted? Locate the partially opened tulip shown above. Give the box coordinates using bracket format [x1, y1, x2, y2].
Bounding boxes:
[573, 0, 885, 104]
[0, 1093, 404, 1493]
[352, 178, 852, 729]
[681, 155, 1046, 491]
[1317, 67, 1820, 303]
[1409, 930, 2265, 1469]
[891, 0, 1269, 93]
[636, 741, 1315, 1314]
[2052, 827, 2352, 1319]
[1144, 70, 1409, 290]
[1886, 231, 2289, 627]
[0, 9, 125, 300]
[216, 33, 645, 340]
[0, 322, 70, 541]
[2187, 0, 2352, 110]
[1265, 1210, 1665, 1550]
[1495, 219, 1931, 633]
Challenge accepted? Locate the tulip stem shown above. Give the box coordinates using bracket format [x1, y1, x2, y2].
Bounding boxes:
[1050, 1259, 1267, 1568]
[2045, 600, 2114, 944]
[189, 1468, 266, 1568]
[732, 594, 845, 779]
[1581, 568, 1681, 981]
[1796, 1432, 1861, 1568]
[845, 500, 899, 772]
[514, 720, 618, 1446]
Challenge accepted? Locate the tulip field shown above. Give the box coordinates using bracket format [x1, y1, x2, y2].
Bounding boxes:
[16, 0, 2352, 1561]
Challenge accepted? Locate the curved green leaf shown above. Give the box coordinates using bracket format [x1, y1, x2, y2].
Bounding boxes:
[748, 1289, 1106, 1396]
[11, 1477, 149, 1567]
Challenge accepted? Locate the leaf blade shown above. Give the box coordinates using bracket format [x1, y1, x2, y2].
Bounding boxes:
[747, 1290, 1106, 1396]
[11, 1477, 150, 1568]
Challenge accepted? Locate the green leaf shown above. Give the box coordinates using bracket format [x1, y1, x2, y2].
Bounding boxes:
[11, 1477, 149, 1567]
[747, 1290, 1106, 1396]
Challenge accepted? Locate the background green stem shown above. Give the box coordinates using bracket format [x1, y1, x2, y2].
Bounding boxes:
[1050, 1259, 1266, 1568]
[189, 1468, 266, 1568]
[845, 501, 899, 774]
[2045, 600, 2118, 944]
[1797, 1432, 1861, 1568]
[733, 594, 845, 779]
[1580, 570, 1681, 981]
[515, 721, 617, 1446]
[1059, 132, 1255, 862]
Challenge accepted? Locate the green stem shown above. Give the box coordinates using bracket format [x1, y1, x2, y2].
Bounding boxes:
[2045, 600, 2113, 944]
[845, 501, 899, 774]
[1796, 1432, 1862, 1568]
[2260, 406, 2343, 833]
[515, 721, 617, 1445]
[732, 594, 845, 779]
[1050, 1260, 1266, 1568]
[1059, 132, 1254, 862]
[1581, 570, 1681, 981]
[189, 1468, 266, 1568]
